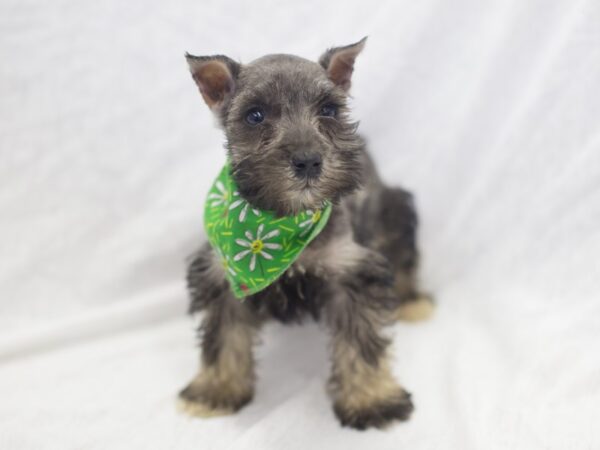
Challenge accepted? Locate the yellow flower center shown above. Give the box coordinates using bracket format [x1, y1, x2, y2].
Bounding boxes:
[250, 239, 264, 254]
[312, 210, 321, 223]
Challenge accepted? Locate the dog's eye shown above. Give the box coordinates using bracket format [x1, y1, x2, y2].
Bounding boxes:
[245, 107, 265, 125]
[319, 104, 338, 118]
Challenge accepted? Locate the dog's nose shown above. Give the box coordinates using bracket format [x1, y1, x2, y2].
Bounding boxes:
[291, 153, 322, 179]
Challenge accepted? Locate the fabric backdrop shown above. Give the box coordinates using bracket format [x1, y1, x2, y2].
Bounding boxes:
[1, 0, 599, 448]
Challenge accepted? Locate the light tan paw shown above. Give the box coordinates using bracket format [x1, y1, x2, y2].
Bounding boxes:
[176, 374, 253, 419]
[176, 396, 235, 418]
[394, 295, 435, 322]
[333, 388, 414, 430]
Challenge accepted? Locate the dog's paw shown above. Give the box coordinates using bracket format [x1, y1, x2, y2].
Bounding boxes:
[177, 379, 252, 418]
[177, 395, 234, 418]
[333, 389, 414, 430]
[394, 294, 434, 322]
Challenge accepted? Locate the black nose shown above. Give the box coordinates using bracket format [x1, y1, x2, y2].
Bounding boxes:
[292, 153, 322, 179]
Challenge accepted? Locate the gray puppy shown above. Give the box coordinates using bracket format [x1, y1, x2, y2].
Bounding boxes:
[179, 38, 433, 430]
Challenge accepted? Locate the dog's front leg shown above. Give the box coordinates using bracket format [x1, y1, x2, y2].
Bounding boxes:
[179, 246, 260, 417]
[324, 244, 414, 430]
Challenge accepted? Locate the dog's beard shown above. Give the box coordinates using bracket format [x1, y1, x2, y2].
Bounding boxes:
[284, 178, 328, 215]
[233, 163, 361, 217]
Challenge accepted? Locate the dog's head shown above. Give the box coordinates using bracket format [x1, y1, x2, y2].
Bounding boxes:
[186, 38, 367, 216]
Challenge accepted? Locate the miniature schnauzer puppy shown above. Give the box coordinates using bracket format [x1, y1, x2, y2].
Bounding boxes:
[179, 38, 433, 430]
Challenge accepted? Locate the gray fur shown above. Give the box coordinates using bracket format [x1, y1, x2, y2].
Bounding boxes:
[180, 40, 428, 430]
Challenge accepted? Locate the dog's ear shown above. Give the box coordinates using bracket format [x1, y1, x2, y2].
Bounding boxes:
[318, 37, 367, 91]
[185, 54, 241, 112]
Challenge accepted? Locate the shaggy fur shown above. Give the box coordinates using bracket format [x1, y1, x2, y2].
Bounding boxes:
[179, 38, 433, 430]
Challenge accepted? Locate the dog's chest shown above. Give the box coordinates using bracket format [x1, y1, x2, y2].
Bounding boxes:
[247, 201, 356, 323]
[249, 266, 328, 323]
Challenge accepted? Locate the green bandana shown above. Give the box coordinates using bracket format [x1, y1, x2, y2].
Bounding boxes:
[204, 163, 332, 298]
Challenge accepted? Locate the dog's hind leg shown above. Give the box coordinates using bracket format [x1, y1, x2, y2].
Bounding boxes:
[376, 187, 434, 322]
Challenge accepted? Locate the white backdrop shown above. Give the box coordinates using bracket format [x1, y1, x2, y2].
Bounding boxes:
[1, 0, 599, 448]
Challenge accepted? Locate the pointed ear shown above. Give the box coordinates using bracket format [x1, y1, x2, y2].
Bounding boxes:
[318, 37, 367, 91]
[185, 54, 241, 111]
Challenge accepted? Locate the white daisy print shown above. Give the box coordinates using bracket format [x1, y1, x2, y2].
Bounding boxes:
[229, 191, 261, 222]
[299, 209, 323, 236]
[234, 224, 282, 272]
[207, 181, 228, 207]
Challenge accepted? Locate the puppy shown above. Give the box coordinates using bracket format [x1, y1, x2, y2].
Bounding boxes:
[179, 38, 433, 430]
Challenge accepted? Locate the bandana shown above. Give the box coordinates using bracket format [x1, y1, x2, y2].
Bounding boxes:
[204, 162, 332, 299]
